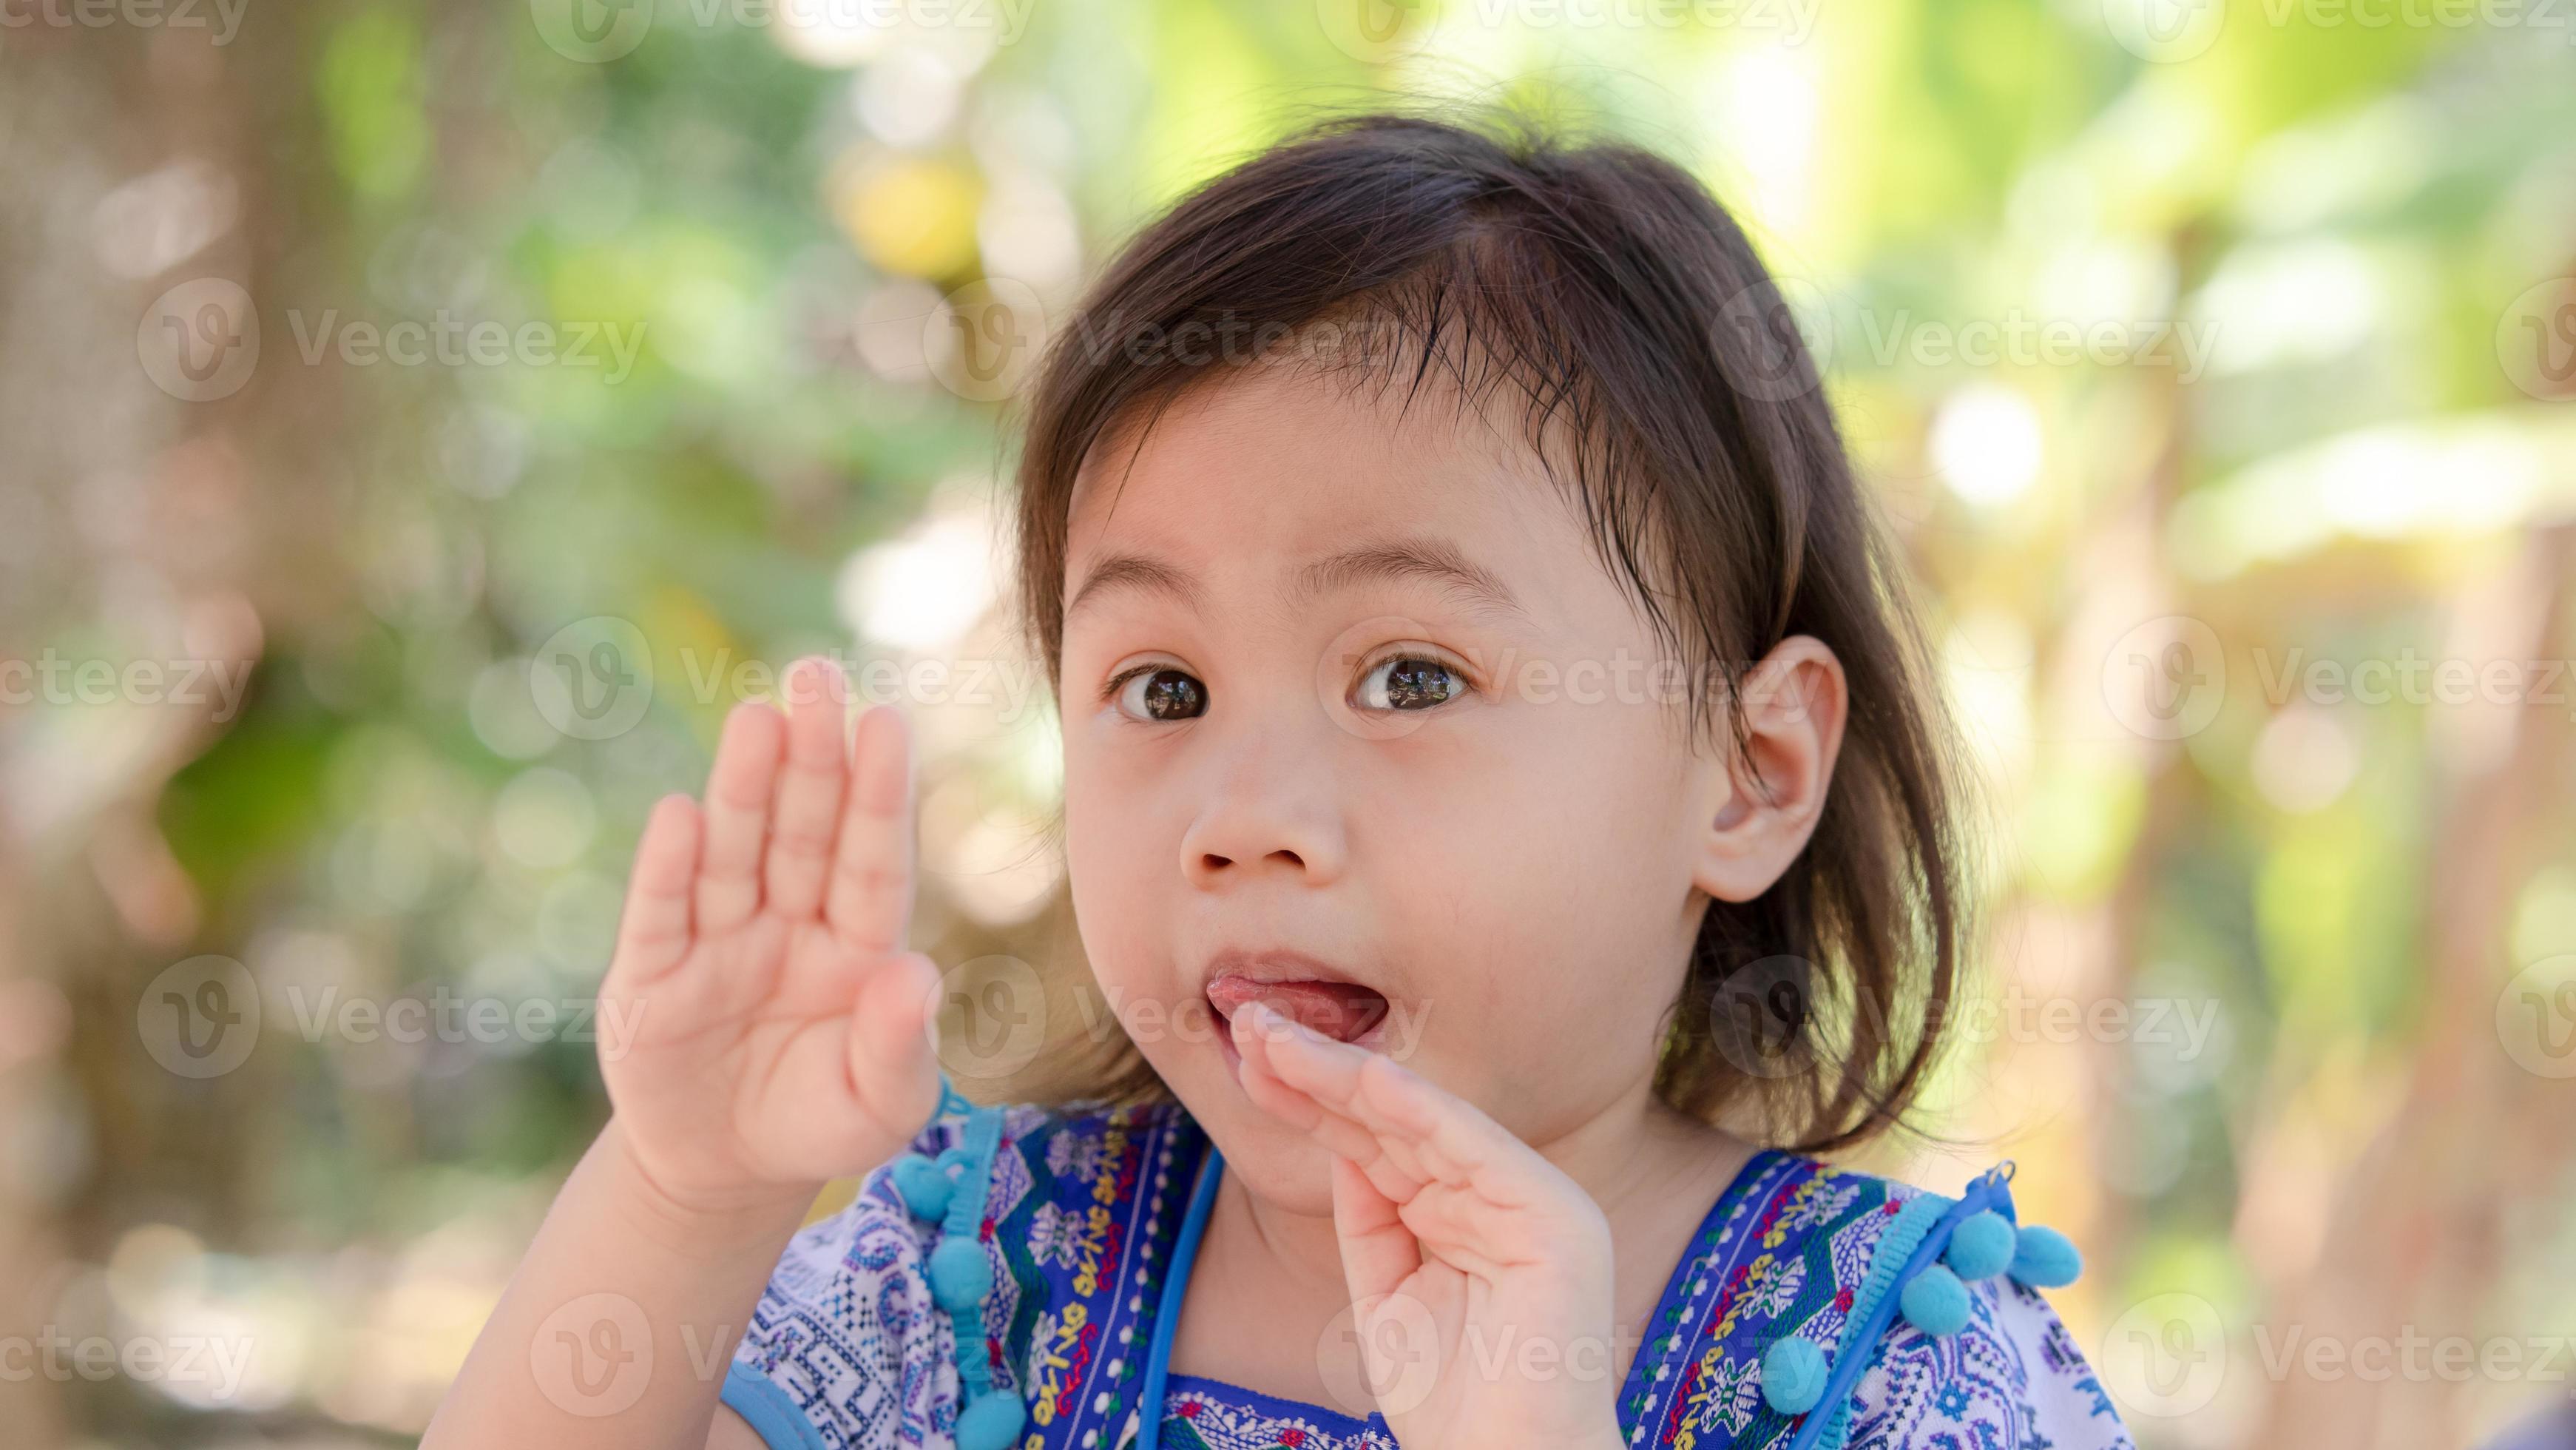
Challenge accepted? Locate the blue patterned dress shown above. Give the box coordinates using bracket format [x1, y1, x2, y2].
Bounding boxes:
[720, 1096, 2134, 1450]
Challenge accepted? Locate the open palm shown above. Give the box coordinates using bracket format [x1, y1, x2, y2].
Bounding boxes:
[599, 656, 945, 1216]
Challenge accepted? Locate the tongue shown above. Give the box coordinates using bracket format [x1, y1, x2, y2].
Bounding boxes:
[1207, 977, 1389, 1043]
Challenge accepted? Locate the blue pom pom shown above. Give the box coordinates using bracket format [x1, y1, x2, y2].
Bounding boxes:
[955, 1389, 1026, 1450]
[2009, 1224, 2082, 1288]
[936, 1146, 975, 1173]
[890, 1153, 954, 1221]
[1760, 1336, 1829, 1414]
[1945, 1210, 2015, 1281]
[1899, 1264, 1971, 1336]
[927, 1234, 993, 1312]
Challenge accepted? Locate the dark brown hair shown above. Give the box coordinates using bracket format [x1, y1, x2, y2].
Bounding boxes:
[1007, 111, 1971, 1153]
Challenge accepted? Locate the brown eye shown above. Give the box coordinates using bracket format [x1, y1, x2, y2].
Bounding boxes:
[1355, 654, 1463, 712]
[1114, 667, 1207, 722]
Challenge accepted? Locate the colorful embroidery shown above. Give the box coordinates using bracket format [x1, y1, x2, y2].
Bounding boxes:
[726, 1101, 2133, 1450]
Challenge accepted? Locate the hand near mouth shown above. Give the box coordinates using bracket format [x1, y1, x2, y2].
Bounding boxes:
[1227, 1001, 1627, 1450]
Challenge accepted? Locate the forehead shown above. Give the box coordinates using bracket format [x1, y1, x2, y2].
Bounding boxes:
[1064, 365, 1580, 582]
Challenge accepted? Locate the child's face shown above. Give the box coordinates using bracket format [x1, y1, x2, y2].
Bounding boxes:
[1057, 365, 1772, 1211]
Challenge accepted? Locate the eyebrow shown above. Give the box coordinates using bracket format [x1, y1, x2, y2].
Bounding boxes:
[1064, 534, 1529, 627]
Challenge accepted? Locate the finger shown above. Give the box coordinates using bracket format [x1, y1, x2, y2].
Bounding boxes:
[1264, 1019, 1575, 1245]
[825, 704, 915, 954]
[697, 700, 787, 933]
[1350, 1055, 1538, 1202]
[1243, 1008, 1439, 1177]
[1345, 1056, 1606, 1264]
[763, 658, 851, 922]
[842, 948, 943, 1143]
[609, 793, 700, 985]
[1231, 1008, 1384, 1163]
[1329, 1153, 1421, 1308]
[1234, 1007, 1433, 1196]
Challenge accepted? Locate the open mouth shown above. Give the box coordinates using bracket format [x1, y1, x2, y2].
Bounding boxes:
[1206, 974, 1392, 1073]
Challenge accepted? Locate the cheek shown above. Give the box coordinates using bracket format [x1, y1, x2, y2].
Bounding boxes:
[1059, 738, 1212, 1031]
[1398, 704, 1698, 1014]
[1431, 697, 1699, 888]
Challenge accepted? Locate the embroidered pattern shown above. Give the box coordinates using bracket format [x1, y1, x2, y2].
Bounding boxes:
[727, 1102, 2134, 1450]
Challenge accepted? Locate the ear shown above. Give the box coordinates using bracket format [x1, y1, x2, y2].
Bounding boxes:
[1690, 635, 1850, 903]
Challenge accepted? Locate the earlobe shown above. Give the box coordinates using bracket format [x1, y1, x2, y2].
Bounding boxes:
[1689, 637, 1849, 903]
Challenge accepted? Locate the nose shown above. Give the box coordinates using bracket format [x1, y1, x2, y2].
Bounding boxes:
[1179, 723, 1348, 890]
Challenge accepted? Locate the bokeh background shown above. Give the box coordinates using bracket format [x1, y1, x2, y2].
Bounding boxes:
[4, 0, 2575, 1446]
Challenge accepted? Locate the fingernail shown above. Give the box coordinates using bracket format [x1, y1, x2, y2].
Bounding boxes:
[1263, 1005, 1321, 1042]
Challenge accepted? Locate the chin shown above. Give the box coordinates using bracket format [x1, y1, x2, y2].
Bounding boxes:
[1179, 1084, 1340, 1216]
[1223, 1131, 1339, 1217]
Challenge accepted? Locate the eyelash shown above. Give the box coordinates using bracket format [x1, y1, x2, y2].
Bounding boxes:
[1097, 647, 1480, 718]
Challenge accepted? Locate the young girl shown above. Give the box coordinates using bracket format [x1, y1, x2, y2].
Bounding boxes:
[427, 115, 2132, 1450]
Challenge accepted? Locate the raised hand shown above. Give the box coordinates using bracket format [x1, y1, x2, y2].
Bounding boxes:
[1228, 1001, 1628, 1450]
[598, 656, 945, 1218]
